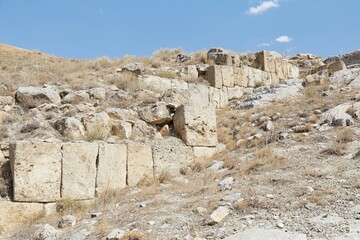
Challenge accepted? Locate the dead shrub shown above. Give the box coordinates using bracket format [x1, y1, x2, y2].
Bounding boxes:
[155, 70, 177, 79]
[56, 199, 88, 214]
[120, 231, 146, 240]
[116, 72, 144, 94]
[293, 123, 313, 133]
[157, 171, 171, 184]
[321, 144, 347, 156]
[240, 148, 284, 174]
[336, 128, 356, 143]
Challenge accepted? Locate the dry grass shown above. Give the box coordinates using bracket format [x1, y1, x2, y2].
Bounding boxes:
[303, 84, 329, 99]
[293, 123, 313, 133]
[155, 69, 177, 79]
[120, 231, 146, 240]
[321, 144, 347, 156]
[56, 199, 89, 215]
[239, 148, 284, 174]
[85, 124, 109, 141]
[157, 171, 172, 184]
[336, 128, 356, 143]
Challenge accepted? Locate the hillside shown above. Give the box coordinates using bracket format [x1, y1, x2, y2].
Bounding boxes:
[0, 44, 359, 240]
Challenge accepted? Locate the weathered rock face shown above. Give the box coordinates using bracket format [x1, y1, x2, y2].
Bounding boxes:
[53, 117, 85, 140]
[151, 137, 193, 176]
[15, 86, 61, 108]
[207, 48, 240, 65]
[138, 102, 171, 125]
[193, 146, 218, 162]
[120, 62, 144, 75]
[173, 105, 217, 147]
[330, 68, 360, 86]
[61, 143, 98, 200]
[96, 143, 126, 195]
[188, 83, 210, 107]
[61, 90, 90, 104]
[325, 50, 360, 67]
[252, 51, 300, 81]
[328, 61, 347, 75]
[161, 88, 190, 109]
[110, 120, 132, 139]
[10, 142, 62, 202]
[127, 143, 153, 187]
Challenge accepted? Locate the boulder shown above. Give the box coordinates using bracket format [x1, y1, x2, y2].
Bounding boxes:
[207, 48, 240, 65]
[176, 54, 190, 63]
[224, 228, 307, 240]
[89, 87, 106, 100]
[318, 103, 354, 127]
[33, 224, 61, 240]
[0, 96, 14, 106]
[82, 112, 112, 140]
[106, 108, 139, 122]
[10, 142, 62, 202]
[53, 117, 85, 140]
[120, 62, 144, 75]
[206, 206, 230, 225]
[186, 65, 198, 79]
[227, 86, 244, 100]
[138, 102, 171, 125]
[161, 88, 190, 109]
[328, 61, 347, 75]
[173, 105, 217, 147]
[110, 120, 132, 139]
[58, 215, 77, 228]
[142, 75, 172, 94]
[131, 120, 160, 141]
[127, 143, 153, 187]
[329, 68, 360, 86]
[61, 142, 98, 200]
[61, 90, 90, 104]
[96, 143, 126, 195]
[15, 86, 61, 108]
[151, 137, 194, 177]
[348, 75, 360, 88]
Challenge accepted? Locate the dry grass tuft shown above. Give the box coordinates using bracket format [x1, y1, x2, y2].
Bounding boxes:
[240, 148, 284, 174]
[293, 123, 313, 133]
[85, 124, 109, 141]
[56, 199, 88, 215]
[157, 171, 171, 184]
[120, 231, 146, 240]
[155, 70, 177, 79]
[336, 128, 356, 143]
[321, 144, 347, 156]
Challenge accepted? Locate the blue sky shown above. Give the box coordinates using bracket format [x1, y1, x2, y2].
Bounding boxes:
[0, 0, 359, 59]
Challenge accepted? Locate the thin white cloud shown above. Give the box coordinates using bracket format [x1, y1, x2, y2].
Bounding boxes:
[275, 35, 292, 43]
[257, 42, 271, 47]
[248, 0, 279, 15]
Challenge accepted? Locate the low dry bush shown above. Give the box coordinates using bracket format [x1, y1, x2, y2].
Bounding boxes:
[321, 144, 347, 156]
[336, 128, 356, 143]
[56, 199, 88, 214]
[155, 69, 177, 79]
[240, 148, 284, 174]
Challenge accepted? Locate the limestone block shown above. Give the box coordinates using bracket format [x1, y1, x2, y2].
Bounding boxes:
[187, 65, 198, 79]
[127, 143, 153, 187]
[227, 86, 244, 100]
[193, 146, 218, 161]
[96, 143, 126, 195]
[15, 86, 61, 108]
[10, 142, 62, 202]
[188, 83, 209, 106]
[220, 87, 228, 108]
[151, 137, 194, 176]
[171, 79, 189, 90]
[205, 65, 223, 88]
[0, 201, 44, 232]
[209, 87, 221, 109]
[221, 66, 235, 87]
[143, 75, 172, 94]
[62, 142, 98, 200]
[173, 105, 217, 147]
[234, 66, 249, 87]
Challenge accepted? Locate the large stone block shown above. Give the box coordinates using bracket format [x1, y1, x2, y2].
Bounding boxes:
[62, 142, 98, 200]
[188, 83, 209, 106]
[127, 143, 153, 187]
[0, 201, 44, 232]
[205, 65, 223, 88]
[221, 65, 235, 87]
[151, 137, 193, 176]
[234, 66, 249, 87]
[10, 142, 62, 202]
[227, 86, 244, 100]
[96, 143, 126, 195]
[173, 105, 217, 147]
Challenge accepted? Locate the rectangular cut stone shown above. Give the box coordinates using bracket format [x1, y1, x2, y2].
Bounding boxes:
[62, 142, 98, 200]
[174, 105, 218, 147]
[188, 83, 209, 106]
[151, 137, 194, 176]
[220, 87, 228, 108]
[234, 66, 249, 87]
[205, 65, 223, 88]
[221, 66, 235, 87]
[193, 146, 218, 162]
[127, 143, 153, 187]
[96, 143, 126, 195]
[209, 87, 221, 109]
[187, 65, 198, 79]
[10, 142, 61, 202]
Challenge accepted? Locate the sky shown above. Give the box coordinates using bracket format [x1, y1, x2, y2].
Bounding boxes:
[0, 0, 359, 59]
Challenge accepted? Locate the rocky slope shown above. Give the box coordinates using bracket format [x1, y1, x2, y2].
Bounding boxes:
[0, 45, 360, 239]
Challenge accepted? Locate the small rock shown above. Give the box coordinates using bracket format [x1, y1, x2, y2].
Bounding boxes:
[276, 220, 284, 229]
[148, 221, 156, 225]
[222, 193, 242, 202]
[196, 207, 208, 215]
[207, 161, 224, 171]
[33, 224, 61, 240]
[266, 194, 274, 199]
[106, 228, 125, 240]
[58, 215, 77, 228]
[218, 177, 234, 191]
[206, 206, 230, 225]
[90, 212, 102, 218]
